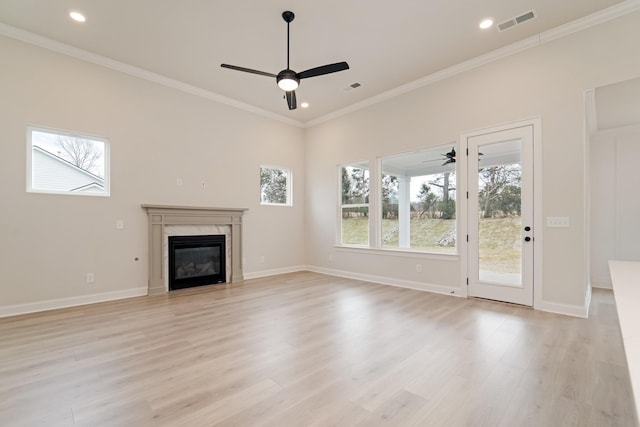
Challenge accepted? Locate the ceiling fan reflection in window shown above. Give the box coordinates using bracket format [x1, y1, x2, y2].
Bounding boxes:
[423, 147, 483, 166]
[422, 147, 457, 166]
[221, 11, 350, 111]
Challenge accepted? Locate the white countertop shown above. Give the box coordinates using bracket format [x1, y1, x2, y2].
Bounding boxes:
[609, 260, 640, 422]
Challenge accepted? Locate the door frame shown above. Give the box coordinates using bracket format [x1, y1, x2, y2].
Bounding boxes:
[458, 118, 543, 309]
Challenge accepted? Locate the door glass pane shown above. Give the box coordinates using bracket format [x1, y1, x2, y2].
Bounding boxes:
[477, 139, 522, 285]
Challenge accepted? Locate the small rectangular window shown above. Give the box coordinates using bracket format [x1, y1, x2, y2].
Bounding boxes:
[27, 126, 110, 196]
[339, 162, 369, 246]
[260, 166, 292, 206]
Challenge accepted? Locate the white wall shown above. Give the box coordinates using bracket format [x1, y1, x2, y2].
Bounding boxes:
[0, 36, 305, 312]
[590, 125, 640, 288]
[304, 11, 640, 313]
[3, 11, 640, 317]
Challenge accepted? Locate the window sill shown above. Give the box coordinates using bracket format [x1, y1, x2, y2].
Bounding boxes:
[333, 245, 459, 261]
[260, 203, 292, 207]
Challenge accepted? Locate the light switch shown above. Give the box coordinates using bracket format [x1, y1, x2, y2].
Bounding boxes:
[547, 217, 569, 228]
[116, 219, 124, 229]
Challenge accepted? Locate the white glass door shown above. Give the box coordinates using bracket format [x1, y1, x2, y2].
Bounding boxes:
[467, 125, 534, 306]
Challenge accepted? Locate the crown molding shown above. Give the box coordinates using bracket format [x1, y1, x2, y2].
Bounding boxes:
[306, 0, 640, 128]
[0, 22, 304, 128]
[305, 35, 540, 127]
[540, 0, 640, 44]
[2, 0, 639, 129]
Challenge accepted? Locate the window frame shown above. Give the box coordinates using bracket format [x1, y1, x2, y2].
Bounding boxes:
[378, 147, 458, 254]
[259, 165, 293, 206]
[26, 125, 110, 197]
[338, 161, 370, 247]
[336, 146, 459, 256]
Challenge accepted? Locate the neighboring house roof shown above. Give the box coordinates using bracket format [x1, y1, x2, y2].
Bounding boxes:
[70, 182, 104, 192]
[32, 145, 104, 192]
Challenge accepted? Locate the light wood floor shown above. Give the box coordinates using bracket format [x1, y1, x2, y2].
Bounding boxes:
[0, 272, 637, 426]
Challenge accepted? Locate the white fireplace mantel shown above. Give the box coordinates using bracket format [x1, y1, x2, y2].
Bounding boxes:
[142, 205, 247, 295]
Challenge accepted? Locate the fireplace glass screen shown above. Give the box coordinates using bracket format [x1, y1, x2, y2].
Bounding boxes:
[168, 235, 225, 290]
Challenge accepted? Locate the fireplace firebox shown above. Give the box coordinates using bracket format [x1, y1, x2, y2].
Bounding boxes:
[168, 235, 226, 290]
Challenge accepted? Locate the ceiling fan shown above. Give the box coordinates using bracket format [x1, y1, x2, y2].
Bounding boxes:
[442, 148, 456, 165]
[221, 11, 350, 111]
[422, 147, 457, 166]
[423, 147, 483, 166]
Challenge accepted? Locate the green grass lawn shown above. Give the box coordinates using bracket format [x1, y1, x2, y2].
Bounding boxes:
[342, 216, 522, 272]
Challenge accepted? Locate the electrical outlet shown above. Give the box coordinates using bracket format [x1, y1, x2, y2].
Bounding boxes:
[176, 178, 183, 186]
[86, 273, 95, 284]
[200, 180, 206, 189]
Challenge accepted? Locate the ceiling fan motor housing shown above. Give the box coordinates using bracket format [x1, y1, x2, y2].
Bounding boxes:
[276, 69, 299, 91]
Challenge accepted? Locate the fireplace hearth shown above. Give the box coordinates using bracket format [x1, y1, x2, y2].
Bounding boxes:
[168, 235, 225, 290]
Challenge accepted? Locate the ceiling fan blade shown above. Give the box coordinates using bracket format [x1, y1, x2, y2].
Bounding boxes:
[220, 64, 277, 78]
[298, 62, 349, 79]
[286, 90, 297, 110]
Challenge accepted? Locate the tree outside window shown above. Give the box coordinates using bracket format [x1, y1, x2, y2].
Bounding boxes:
[379, 146, 456, 252]
[340, 163, 369, 245]
[27, 126, 109, 196]
[260, 166, 292, 206]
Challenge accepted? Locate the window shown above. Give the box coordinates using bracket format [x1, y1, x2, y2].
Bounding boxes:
[260, 166, 292, 205]
[27, 126, 110, 196]
[380, 146, 456, 253]
[339, 162, 369, 245]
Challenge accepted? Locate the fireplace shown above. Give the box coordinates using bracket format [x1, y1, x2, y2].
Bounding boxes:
[142, 205, 247, 295]
[168, 235, 226, 290]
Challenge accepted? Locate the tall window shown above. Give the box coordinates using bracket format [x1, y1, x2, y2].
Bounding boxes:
[27, 126, 110, 196]
[380, 146, 456, 253]
[339, 162, 369, 245]
[260, 166, 292, 206]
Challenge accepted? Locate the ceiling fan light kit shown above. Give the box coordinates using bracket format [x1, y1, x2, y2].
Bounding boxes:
[221, 10, 349, 110]
[276, 70, 299, 91]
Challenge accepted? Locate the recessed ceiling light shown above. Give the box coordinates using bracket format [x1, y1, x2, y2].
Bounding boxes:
[479, 18, 494, 30]
[301, 102, 309, 109]
[69, 11, 86, 23]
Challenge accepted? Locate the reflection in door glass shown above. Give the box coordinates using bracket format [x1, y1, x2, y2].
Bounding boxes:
[477, 140, 522, 285]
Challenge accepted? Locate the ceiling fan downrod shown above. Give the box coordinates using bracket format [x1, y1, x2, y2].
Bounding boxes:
[283, 11, 295, 70]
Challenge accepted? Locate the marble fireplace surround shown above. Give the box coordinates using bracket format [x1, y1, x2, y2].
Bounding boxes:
[142, 205, 247, 295]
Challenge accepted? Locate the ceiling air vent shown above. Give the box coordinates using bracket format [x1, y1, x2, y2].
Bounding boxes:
[498, 10, 536, 32]
[344, 82, 363, 91]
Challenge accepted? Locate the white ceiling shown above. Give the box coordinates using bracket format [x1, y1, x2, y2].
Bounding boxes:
[0, 0, 631, 125]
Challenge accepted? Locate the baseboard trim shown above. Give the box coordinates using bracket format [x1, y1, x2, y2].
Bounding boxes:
[591, 278, 613, 289]
[243, 265, 307, 280]
[0, 287, 148, 318]
[1, 267, 591, 318]
[306, 265, 462, 297]
[535, 297, 590, 318]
